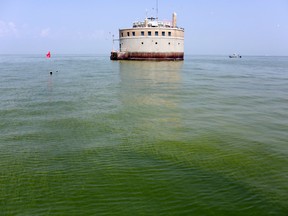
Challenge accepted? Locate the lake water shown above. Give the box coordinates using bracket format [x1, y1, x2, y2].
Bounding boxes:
[0, 55, 287, 215]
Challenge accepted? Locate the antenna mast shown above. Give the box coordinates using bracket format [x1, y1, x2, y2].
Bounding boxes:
[156, 0, 158, 20]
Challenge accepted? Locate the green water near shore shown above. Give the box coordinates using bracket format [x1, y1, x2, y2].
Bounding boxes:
[0, 55, 287, 215]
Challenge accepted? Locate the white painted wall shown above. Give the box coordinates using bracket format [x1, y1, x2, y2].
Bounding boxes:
[119, 37, 184, 53]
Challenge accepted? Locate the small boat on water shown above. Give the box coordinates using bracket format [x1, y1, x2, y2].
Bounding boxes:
[229, 53, 242, 58]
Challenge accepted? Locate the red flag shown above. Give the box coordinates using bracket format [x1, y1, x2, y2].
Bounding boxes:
[46, 51, 51, 58]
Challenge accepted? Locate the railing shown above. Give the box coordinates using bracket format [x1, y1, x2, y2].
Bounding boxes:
[132, 21, 183, 30]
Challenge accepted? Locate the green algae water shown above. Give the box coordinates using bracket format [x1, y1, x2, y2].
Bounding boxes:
[0, 55, 287, 215]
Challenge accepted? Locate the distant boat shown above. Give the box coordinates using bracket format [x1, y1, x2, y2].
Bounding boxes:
[229, 53, 242, 58]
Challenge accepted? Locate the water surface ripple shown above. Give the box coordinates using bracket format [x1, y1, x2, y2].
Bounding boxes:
[0, 55, 287, 215]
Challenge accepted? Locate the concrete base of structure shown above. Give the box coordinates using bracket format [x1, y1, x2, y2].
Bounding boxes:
[110, 51, 184, 61]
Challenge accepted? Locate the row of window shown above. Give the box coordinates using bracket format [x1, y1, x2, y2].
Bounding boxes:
[120, 41, 181, 47]
[121, 31, 172, 37]
[139, 42, 181, 45]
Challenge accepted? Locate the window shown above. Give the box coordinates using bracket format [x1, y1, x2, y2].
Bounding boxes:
[127, 32, 130, 36]
[148, 31, 152, 36]
[168, 32, 171, 36]
[132, 32, 135, 36]
[141, 42, 144, 45]
[155, 31, 158, 36]
[141, 31, 144, 36]
[121, 33, 123, 37]
[162, 31, 165, 36]
[155, 42, 158, 45]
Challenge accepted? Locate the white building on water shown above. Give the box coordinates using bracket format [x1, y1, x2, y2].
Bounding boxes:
[110, 12, 184, 61]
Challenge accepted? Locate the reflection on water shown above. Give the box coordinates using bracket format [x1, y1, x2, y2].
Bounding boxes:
[118, 61, 184, 143]
[119, 61, 183, 81]
[119, 61, 182, 106]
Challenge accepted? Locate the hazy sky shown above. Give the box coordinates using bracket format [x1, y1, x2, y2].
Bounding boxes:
[0, 0, 287, 55]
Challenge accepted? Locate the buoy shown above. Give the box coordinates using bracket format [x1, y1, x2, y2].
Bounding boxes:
[50, 71, 53, 75]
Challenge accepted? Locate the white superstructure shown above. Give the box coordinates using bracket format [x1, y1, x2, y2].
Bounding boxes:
[111, 13, 184, 61]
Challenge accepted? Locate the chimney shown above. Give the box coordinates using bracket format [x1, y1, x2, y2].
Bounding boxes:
[145, 18, 148, 27]
[172, 12, 177, 28]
